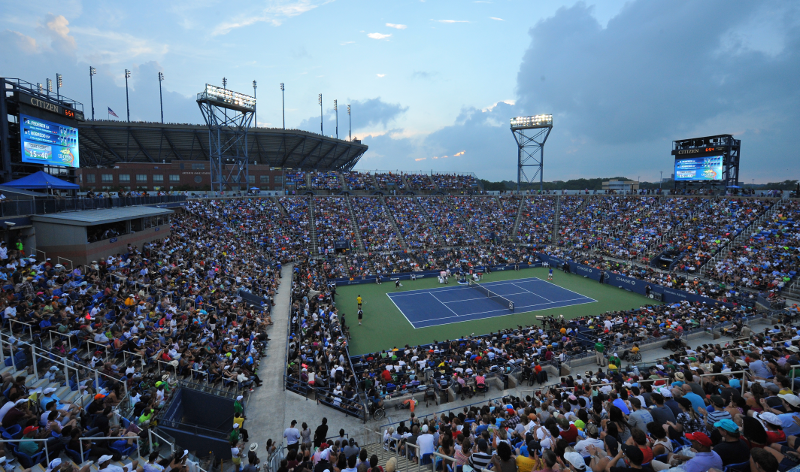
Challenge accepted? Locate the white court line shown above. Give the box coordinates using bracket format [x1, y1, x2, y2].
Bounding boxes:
[429, 292, 461, 318]
[386, 292, 418, 329]
[416, 296, 595, 324]
[520, 276, 598, 302]
[388, 284, 474, 297]
[442, 291, 531, 304]
[413, 299, 598, 328]
[511, 282, 553, 303]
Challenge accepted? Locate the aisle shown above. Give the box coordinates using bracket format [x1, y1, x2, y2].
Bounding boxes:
[245, 263, 293, 448]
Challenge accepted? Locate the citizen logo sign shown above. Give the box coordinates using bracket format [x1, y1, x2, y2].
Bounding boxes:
[29, 98, 60, 114]
[676, 149, 700, 155]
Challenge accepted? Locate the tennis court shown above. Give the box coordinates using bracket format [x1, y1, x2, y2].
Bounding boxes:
[387, 276, 596, 329]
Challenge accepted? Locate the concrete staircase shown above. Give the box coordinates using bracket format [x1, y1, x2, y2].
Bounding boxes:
[378, 195, 410, 251]
[414, 197, 444, 242]
[553, 196, 561, 245]
[344, 196, 366, 252]
[309, 197, 318, 254]
[512, 196, 525, 240]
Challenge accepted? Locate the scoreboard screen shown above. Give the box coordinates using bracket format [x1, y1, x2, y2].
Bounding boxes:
[19, 114, 80, 168]
[674, 155, 723, 181]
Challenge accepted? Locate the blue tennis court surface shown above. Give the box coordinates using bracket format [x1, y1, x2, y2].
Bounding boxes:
[387, 277, 596, 329]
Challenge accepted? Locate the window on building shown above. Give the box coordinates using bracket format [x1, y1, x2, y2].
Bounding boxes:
[191, 163, 205, 170]
[101, 174, 113, 182]
[119, 174, 130, 182]
[169, 174, 180, 182]
[153, 175, 164, 182]
[260, 175, 270, 184]
[136, 174, 148, 182]
[274, 176, 283, 184]
[248, 175, 255, 184]
[86, 174, 96, 183]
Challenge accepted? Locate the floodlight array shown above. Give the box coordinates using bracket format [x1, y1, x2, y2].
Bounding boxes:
[198, 84, 256, 110]
[510, 114, 553, 129]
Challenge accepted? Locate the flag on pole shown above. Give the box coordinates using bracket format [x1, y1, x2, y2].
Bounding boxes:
[108, 107, 119, 118]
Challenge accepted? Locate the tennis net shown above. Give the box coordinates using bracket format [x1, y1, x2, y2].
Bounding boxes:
[468, 279, 514, 311]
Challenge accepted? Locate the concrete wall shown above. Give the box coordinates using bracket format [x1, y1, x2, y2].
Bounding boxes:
[34, 224, 167, 267]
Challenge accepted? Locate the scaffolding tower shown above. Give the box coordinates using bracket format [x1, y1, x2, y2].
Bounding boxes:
[197, 84, 256, 193]
[510, 115, 553, 192]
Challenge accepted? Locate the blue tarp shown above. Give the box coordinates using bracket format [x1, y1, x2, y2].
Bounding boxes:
[3, 171, 79, 190]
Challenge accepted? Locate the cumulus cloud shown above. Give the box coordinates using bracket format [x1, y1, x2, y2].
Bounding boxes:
[514, 0, 800, 181]
[376, 73, 385, 78]
[296, 97, 409, 136]
[386, 23, 407, 30]
[0, 30, 39, 53]
[367, 32, 391, 40]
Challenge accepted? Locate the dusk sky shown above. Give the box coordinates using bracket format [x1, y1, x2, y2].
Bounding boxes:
[2, 0, 798, 183]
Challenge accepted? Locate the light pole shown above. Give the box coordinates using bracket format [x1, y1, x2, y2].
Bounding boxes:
[280, 83, 285, 129]
[318, 93, 323, 135]
[222, 77, 227, 120]
[158, 72, 164, 124]
[660, 171, 663, 189]
[56, 73, 62, 101]
[124, 69, 131, 122]
[37, 83, 43, 94]
[347, 104, 351, 141]
[89, 66, 96, 120]
[46, 78, 52, 98]
[252, 80, 257, 127]
[334, 100, 338, 139]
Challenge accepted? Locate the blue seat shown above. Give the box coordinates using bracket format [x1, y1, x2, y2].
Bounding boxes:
[724, 460, 750, 472]
[421, 454, 433, 466]
[654, 453, 668, 463]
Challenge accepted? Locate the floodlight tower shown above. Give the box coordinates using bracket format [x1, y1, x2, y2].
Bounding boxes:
[510, 115, 553, 192]
[197, 84, 256, 193]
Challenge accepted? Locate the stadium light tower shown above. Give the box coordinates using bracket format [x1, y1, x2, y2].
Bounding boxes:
[124, 69, 131, 122]
[280, 83, 285, 129]
[197, 83, 256, 194]
[56, 73, 62, 101]
[46, 78, 52, 98]
[334, 100, 338, 139]
[89, 66, 97, 120]
[318, 93, 323, 135]
[510, 114, 553, 193]
[158, 72, 165, 123]
[252, 80, 257, 127]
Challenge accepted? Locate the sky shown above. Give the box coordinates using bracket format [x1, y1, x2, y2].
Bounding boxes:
[1, 0, 798, 183]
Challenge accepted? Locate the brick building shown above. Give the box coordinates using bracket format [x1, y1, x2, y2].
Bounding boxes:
[75, 161, 286, 191]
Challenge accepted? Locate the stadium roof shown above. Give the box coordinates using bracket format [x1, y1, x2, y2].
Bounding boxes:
[77, 121, 368, 171]
[31, 206, 173, 226]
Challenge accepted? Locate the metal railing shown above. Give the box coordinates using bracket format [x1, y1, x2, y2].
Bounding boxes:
[0, 195, 187, 217]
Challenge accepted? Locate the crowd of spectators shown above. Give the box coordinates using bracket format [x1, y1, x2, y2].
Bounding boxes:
[311, 172, 343, 191]
[384, 197, 440, 249]
[517, 196, 556, 246]
[406, 174, 436, 191]
[313, 197, 358, 254]
[350, 197, 402, 252]
[374, 173, 406, 190]
[286, 172, 308, 190]
[431, 174, 480, 193]
[343, 172, 376, 191]
[451, 197, 515, 244]
[419, 197, 479, 246]
[279, 197, 313, 255]
[706, 199, 800, 292]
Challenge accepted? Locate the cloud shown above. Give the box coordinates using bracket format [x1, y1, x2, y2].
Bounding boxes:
[386, 23, 407, 30]
[514, 0, 800, 180]
[296, 97, 408, 135]
[376, 74, 386, 78]
[212, 0, 323, 36]
[367, 32, 391, 40]
[434, 20, 469, 23]
[411, 71, 436, 79]
[454, 151, 465, 157]
[1, 30, 39, 54]
[489, 17, 504, 21]
[415, 158, 427, 161]
[340, 41, 355, 45]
